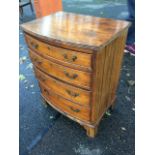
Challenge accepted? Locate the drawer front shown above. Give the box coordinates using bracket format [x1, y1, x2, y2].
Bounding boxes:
[25, 34, 51, 57]
[25, 34, 92, 69]
[30, 50, 91, 89]
[40, 83, 90, 122]
[34, 67, 91, 106]
[49, 46, 92, 69]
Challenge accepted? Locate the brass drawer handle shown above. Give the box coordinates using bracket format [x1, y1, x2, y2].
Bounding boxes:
[43, 88, 49, 95]
[66, 90, 79, 97]
[31, 57, 37, 61]
[63, 54, 77, 62]
[34, 59, 42, 64]
[70, 107, 80, 113]
[47, 46, 52, 50]
[32, 57, 42, 64]
[64, 71, 78, 79]
[30, 41, 39, 49]
[39, 76, 46, 82]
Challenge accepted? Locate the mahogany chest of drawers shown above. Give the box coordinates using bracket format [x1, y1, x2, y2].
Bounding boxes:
[21, 11, 130, 137]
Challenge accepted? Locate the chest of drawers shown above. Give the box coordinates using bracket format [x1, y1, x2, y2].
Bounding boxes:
[21, 11, 130, 137]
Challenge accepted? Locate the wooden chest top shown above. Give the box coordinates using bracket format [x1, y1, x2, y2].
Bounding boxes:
[21, 11, 130, 52]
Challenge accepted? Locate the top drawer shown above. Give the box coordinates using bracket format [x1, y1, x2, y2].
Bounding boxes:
[25, 34, 92, 70]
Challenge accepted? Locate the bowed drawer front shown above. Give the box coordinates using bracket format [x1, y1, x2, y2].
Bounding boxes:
[25, 34, 92, 70]
[29, 50, 91, 89]
[34, 67, 91, 106]
[39, 83, 91, 122]
[21, 11, 130, 138]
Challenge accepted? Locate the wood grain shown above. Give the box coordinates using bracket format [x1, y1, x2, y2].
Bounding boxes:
[34, 67, 91, 106]
[91, 30, 128, 123]
[84, 125, 98, 138]
[21, 11, 130, 52]
[25, 34, 92, 70]
[21, 12, 130, 137]
[39, 82, 91, 122]
[29, 50, 92, 89]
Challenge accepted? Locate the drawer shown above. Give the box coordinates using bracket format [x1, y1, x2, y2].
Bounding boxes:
[39, 83, 90, 122]
[25, 34, 92, 69]
[25, 34, 51, 57]
[35, 67, 91, 106]
[30, 50, 91, 89]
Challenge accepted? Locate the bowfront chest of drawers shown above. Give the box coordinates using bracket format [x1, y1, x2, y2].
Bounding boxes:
[21, 11, 130, 137]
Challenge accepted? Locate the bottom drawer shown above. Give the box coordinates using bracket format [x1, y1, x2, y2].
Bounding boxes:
[39, 83, 90, 122]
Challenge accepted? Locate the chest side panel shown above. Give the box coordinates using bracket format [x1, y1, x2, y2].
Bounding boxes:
[91, 30, 128, 123]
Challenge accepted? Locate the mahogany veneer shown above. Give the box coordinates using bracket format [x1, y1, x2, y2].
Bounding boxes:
[21, 11, 130, 137]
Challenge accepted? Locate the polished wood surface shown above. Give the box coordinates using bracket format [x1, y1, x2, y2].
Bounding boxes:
[84, 125, 98, 138]
[25, 34, 51, 57]
[21, 11, 130, 137]
[40, 82, 90, 122]
[21, 11, 130, 52]
[91, 30, 128, 123]
[29, 50, 92, 89]
[25, 34, 92, 70]
[34, 67, 91, 106]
